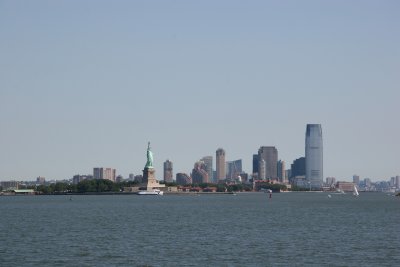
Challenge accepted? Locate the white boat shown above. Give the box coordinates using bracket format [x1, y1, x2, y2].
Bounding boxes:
[335, 189, 345, 194]
[353, 185, 359, 197]
[137, 189, 164, 196]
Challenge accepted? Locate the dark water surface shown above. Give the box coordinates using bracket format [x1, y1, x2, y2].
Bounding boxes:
[1, 192, 399, 266]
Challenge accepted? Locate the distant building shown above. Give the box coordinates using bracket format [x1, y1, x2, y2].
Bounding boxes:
[277, 160, 286, 183]
[116, 175, 124, 183]
[326, 177, 336, 187]
[1, 180, 19, 190]
[305, 124, 323, 189]
[93, 167, 116, 182]
[191, 161, 209, 184]
[290, 157, 306, 181]
[176, 173, 192, 185]
[163, 160, 173, 183]
[36, 176, 46, 185]
[226, 159, 242, 180]
[353, 175, 360, 186]
[128, 173, 134, 181]
[258, 146, 278, 180]
[259, 159, 266, 180]
[390, 177, 396, 187]
[252, 154, 259, 175]
[336, 181, 355, 192]
[239, 172, 249, 183]
[396, 176, 400, 189]
[134, 175, 143, 183]
[216, 148, 226, 181]
[201, 156, 213, 183]
[72, 174, 93, 184]
[364, 178, 372, 188]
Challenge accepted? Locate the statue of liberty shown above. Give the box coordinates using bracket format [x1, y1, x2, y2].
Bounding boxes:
[145, 142, 154, 168]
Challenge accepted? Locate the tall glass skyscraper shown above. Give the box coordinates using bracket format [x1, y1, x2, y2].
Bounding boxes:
[305, 124, 323, 189]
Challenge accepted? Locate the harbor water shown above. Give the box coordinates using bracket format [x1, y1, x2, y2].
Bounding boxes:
[0, 192, 399, 266]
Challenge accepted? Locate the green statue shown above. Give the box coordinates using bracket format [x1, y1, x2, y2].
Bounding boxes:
[145, 142, 154, 168]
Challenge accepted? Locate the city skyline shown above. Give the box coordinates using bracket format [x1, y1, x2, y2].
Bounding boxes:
[1, 1, 399, 181]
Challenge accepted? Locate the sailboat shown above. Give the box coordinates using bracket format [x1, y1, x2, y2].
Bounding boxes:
[353, 185, 359, 197]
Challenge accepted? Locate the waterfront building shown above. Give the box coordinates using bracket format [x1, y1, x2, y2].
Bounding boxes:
[201, 156, 213, 183]
[353, 175, 360, 186]
[305, 124, 323, 189]
[0, 180, 19, 190]
[163, 159, 173, 183]
[364, 178, 372, 188]
[396, 176, 400, 189]
[134, 175, 143, 183]
[259, 159, 266, 180]
[191, 161, 209, 184]
[36, 176, 46, 185]
[390, 177, 396, 187]
[176, 173, 192, 185]
[325, 177, 336, 187]
[252, 154, 259, 176]
[258, 146, 278, 180]
[216, 148, 226, 181]
[277, 160, 286, 183]
[72, 174, 93, 184]
[290, 157, 306, 181]
[93, 167, 116, 182]
[226, 159, 242, 180]
[336, 181, 355, 192]
[116, 175, 124, 183]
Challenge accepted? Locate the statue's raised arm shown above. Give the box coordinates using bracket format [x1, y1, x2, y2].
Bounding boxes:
[145, 142, 154, 168]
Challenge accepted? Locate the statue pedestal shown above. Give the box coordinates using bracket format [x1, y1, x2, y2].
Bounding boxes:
[142, 167, 165, 190]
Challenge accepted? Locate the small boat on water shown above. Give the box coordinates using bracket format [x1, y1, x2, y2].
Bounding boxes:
[353, 185, 359, 197]
[137, 189, 164, 196]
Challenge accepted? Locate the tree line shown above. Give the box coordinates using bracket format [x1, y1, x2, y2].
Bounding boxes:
[32, 179, 288, 194]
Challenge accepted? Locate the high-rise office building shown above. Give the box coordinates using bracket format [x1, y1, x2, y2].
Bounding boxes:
[93, 167, 116, 182]
[252, 154, 259, 175]
[325, 177, 336, 187]
[201, 156, 213, 183]
[277, 160, 286, 183]
[163, 159, 173, 183]
[258, 146, 278, 180]
[305, 124, 323, 189]
[290, 157, 306, 178]
[353, 175, 360, 186]
[259, 159, 266, 180]
[191, 161, 209, 184]
[216, 148, 226, 181]
[176, 173, 192, 185]
[226, 159, 242, 180]
[396, 176, 400, 189]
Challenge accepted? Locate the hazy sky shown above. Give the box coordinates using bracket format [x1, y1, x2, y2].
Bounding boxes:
[1, 0, 399, 182]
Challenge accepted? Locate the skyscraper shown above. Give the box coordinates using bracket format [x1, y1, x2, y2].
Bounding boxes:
[258, 146, 278, 180]
[252, 154, 259, 175]
[226, 159, 242, 180]
[259, 159, 266, 180]
[201, 156, 213, 183]
[216, 148, 226, 181]
[163, 159, 173, 183]
[191, 161, 209, 184]
[353, 175, 360, 186]
[290, 157, 306, 179]
[277, 160, 286, 183]
[305, 124, 323, 189]
[176, 173, 192, 185]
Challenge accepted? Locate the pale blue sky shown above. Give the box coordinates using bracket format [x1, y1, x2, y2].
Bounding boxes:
[1, 0, 399, 182]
